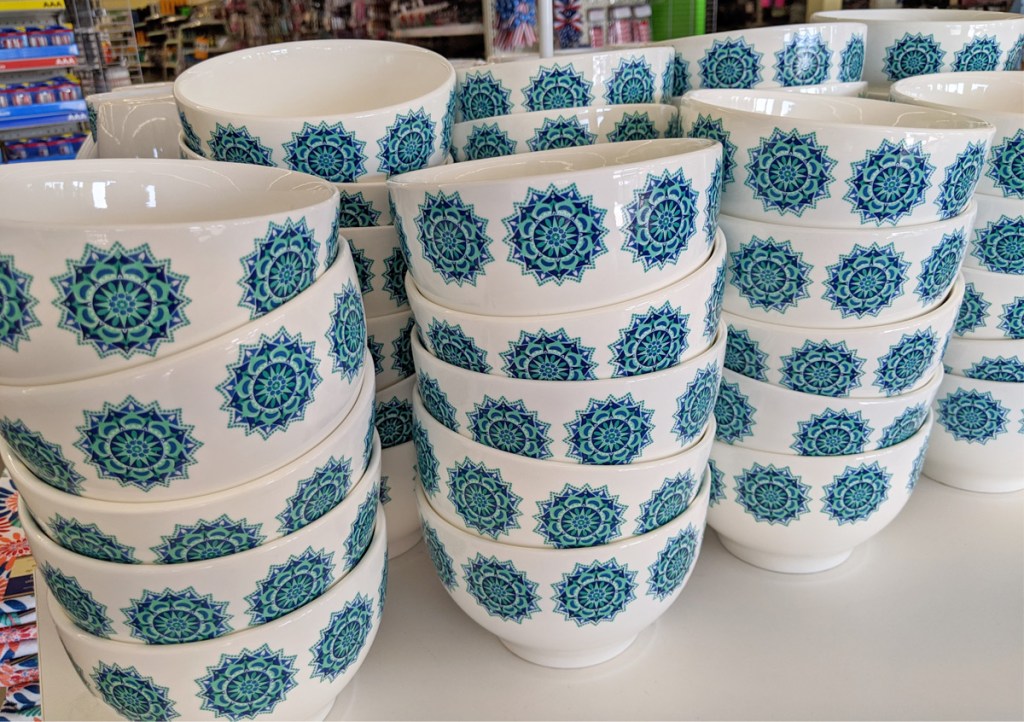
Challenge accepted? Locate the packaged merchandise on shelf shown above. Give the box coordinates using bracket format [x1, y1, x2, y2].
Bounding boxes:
[0, 76, 82, 109]
[2, 132, 86, 161]
[0, 24, 75, 53]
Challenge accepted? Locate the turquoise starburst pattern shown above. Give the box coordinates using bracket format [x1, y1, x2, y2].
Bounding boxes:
[501, 328, 597, 380]
[882, 33, 945, 82]
[844, 139, 935, 225]
[86, 101, 97, 140]
[345, 491, 378, 568]
[1006, 34, 1024, 70]
[744, 128, 836, 217]
[734, 463, 810, 525]
[973, 215, 1024, 274]
[774, 30, 832, 86]
[282, 121, 367, 182]
[415, 190, 493, 287]
[362, 416, 374, 470]
[611, 302, 690, 377]
[48, 514, 136, 563]
[673, 364, 721, 444]
[688, 114, 737, 186]
[123, 587, 232, 644]
[670, 55, 690, 96]
[377, 107, 436, 176]
[441, 89, 456, 156]
[699, 38, 763, 88]
[935, 142, 987, 220]
[553, 559, 637, 626]
[728, 236, 812, 312]
[457, 71, 512, 121]
[463, 123, 517, 160]
[310, 593, 373, 681]
[534, 483, 626, 548]
[0, 254, 39, 351]
[382, 246, 410, 305]
[338, 190, 382, 229]
[179, 111, 201, 154]
[647, 524, 699, 601]
[668, 112, 684, 139]
[605, 56, 656, 104]
[874, 329, 938, 396]
[326, 213, 340, 268]
[917, 230, 967, 304]
[462, 553, 540, 622]
[622, 169, 699, 271]
[0, 418, 83, 494]
[952, 35, 1002, 72]
[705, 262, 726, 340]
[151, 515, 265, 563]
[368, 334, 384, 375]
[779, 339, 865, 397]
[53, 242, 190, 358]
[823, 242, 909, 319]
[709, 458, 725, 506]
[705, 159, 722, 245]
[822, 462, 891, 524]
[839, 34, 865, 82]
[277, 456, 352, 535]
[376, 397, 413, 448]
[937, 388, 1009, 443]
[987, 130, 1024, 199]
[879, 403, 928, 447]
[446, 458, 522, 539]
[965, 356, 1024, 383]
[426, 319, 491, 373]
[522, 64, 593, 111]
[724, 326, 768, 381]
[327, 282, 367, 381]
[526, 116, 596, 152]
[791, 408, 872, 456]
[635, 471, 698, 535]
[713, 378, 756, 444]
[503, 183, 608, 285]
[955, 281, 990, 335]
[909, 443, 927, 492]
[351, 247, 374, 295]
[391, 317, 416, 378]
[467, 396, 552, 459]
[197, 644, 297, 722]
[245, 547, 336, 625]
[422, 522, 457, 589]
[75, 395, 202, 491]
[208, 123, 274, 166]
[217, 327, 323, 439]
[999, 298, 1024, 339]
[412, 418, 440, 496]
[92, 663, 178, 721]
[41, 562, 112, 637]
[379, 476, 391, 505]
[565, 393, 654, 465]
[607, 111, 659, 143]
[418, 373, 459, 431]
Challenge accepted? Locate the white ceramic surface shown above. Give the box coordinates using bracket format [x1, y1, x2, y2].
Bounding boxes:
[86, 83, 181, 159]
[957, 264, 1024, 340]
[0, 159, 340, 385]
[941, 335, 1024, 381]
[778, 80, 867, 96]
[75, 135, 97, 159]
[336, 181, 394, 227]
[380, 439, 420, 559]
[345, 226, 409, 317]
[367, 309, 415, 391]
[387, 138, 722, 317]
[967, 188, 1024, 276]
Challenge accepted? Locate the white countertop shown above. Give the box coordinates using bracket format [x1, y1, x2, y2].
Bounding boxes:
[39, 476, 1024, 721]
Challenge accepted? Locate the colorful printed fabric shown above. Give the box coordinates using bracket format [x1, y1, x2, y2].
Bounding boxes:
[0, 655, 38, 689]
[2, 681, 40, 712]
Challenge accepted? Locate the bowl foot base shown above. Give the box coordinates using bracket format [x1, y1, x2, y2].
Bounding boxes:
[924, 461, 1024, 494]
[719, 536, 852, 574]
[498, 634, 637, 669]
[387, 527, 422, 559]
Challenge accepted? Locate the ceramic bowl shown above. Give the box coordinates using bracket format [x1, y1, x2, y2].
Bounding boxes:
[714, 367, 941, 456]
[941, 335, 1024, 381]
[957, 265, 1024, 340]
[454, 47, 675, 122]
[22, 438, 380, 643]
[174, 39, 456, 181]
[345, 226, 409, 317]
[367, 309, 415, 391]
[967, 190, 1024, 276]
[1, 368, 375, 565]
[925, 372, 1024, 493]
[0, 263, 369, 503]
[678, 89, 995, 228]
[778, 81, 867, 96]
[451, 104, 679, 162]
[408, 232, 725, 381]
[86, 83, 181, 159]
[0, 159, 340, 385]
[336, 181, 393, 227]
[414, 390, 711, 549]
[417, 468, 708, 668]
[411, 323, 726, 465]
[76, 135, 97, 159]
[178, 131, 205, 160]
[387, 138, 722, 317]
[657, 23, 867, 97]
[375, 373, 415, 449]
[811, 10, 1024, 94]
[719, 206, 976, 329]
[722, 277, 963, 399]
[381, 439, 420, 559]
[707, 410, 934, 573]
[47, 507, 386, 721]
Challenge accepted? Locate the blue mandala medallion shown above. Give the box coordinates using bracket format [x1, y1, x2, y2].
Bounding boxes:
[151, 515, 265, 563]
[92, 663, 177, 721]
[728, 236, 812, 312]
[647, 524, 699, 601]
[999, 297, 1024, 339]
[964, 356, 1024, 383]
[41, 562, 111, 637]
[327, 282, 367, 382]
[0, 419, 83, 494]
[462, 553, 540, 622]
[534, 484, 626, 548]
[522, 64, 593, 111]
[422, 522, 457, 589]
[734, 463, 810, 525]
[391, 317, 415, 378]
[607, 111, 659, 143]
[987, 130, 1024, 199]
[674, 364, 721, 444]
[909, 443, 927, 492]
[839, 34, 865, 82]
[245, 547, 336, 625]
[426, 320, 491, 373]
[611, 302, 690, 377]
[179, 111, 201, 155]
[418, 373, 459, 431]
[463, 123, 517, 160]
[780, 339, 865, 397]
[1006, 33, 1024, 70]
[565, 393, 654, 465]
[123, 587, 232, 644]
[883, 33, 945, 81]
[326, 214, 341, 268]
[0, 254, 39, 351]
[48, 515, 136, 563]
[724, 326, 768, 381]
[376, 397, 413, 448]
[467, 396, 552, 459]
[441, 89, 456, 156]
[937, 388, 1009, 443]
[822, 462, 891, 524]
[553, 559, 637, 626]
[845, 139, 935, 225]
[377, 108, 436, 176]
[917, 230, 967, 304]
[709, 459, 726, 506]
[874, 329, 938, 396]
[458, 72, 513, 121]
[338, 190, 382, 229]
[283, 121, 367, 182]
[936, 142, 987, 220]
[345, 491, 377, 568]
[622, 169, 699, 271]
[699, 38, 763, 88]
[605, 56, 656, 104]
[415, 190, 493, 286]
[955, 281, 990, 335]
[445, 458, 521, 539]
[635, 471, 698, 535]
[501, 328, 597, 381]
[382, 246, 410, 306]
[705, 159, 722, 245]
[670, 55, 690, 96]
[713, 378, 756, 444]
[705, 262, 726, 340]
[879, 403, 928, 448]
[412, 418, 440, 496]
[952, 35, 1002, 72]
[208, 123, 274, 166]
[774, 30, 832, 86]
[689, 114, 738, 186]
[277, 456, 353, 535]
[526, 116, 596, 152]
[791, 408, 872, 456]
[197, 644, 297, 722]
[744, 128, 836, 217]
[310, 593, 373, 681]
[351, 246, 374, 295]
[368, 334, 384, 375]
[973, 214, 1024, 275]
[823, 242, 910, 319]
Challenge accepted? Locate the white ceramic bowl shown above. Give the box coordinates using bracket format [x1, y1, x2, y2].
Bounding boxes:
[778, 80, 867, 96]
[678, 89, 995, 228]
[0, 263, 370, 503]
[942, 335, 1024, 382]
[336, 181, 393, 227]
[23, 438, 381, 643]
[367, 309, 415, 391]
[451, 104, 679, 162]
[719, 207, 976, 328]
[375, 373, 414, 449]
[722, 277, 963, 399]
[925, 372, 1024, 493]
[454, 47, 675, 122]
[47, 507, 386, 721]
[409, 232, 725, 381]
[174, 40, 456, 181]
[380, 439, 420, 559]
[76, 135, 97, 159]
[417, 469, 709, 668]
[0, 159, 340, 385]
[411, 323, 725, 465]
[345, 226, 409, 317]
[86, 83, 181, 159]
[707, 410, 934, 573]
[956, 265, 1024, 340]
[714, 367, 941, 456]
[387, 138, 722, 317]
[657, 23, 867, 96]
[2, 367, 374, 565]
[811, 10, 1024, 94]
[968, 191, 1024, 276]
[177, 131, 205, 160]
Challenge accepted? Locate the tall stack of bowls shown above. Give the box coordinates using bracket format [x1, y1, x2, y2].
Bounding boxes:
[679, 89, 996, 573]
[892, 71, 1024, 494]
[387, 138, 724, 668]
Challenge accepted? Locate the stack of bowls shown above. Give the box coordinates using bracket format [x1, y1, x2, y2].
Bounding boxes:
[387, 138, 724, 668]
[0, 159, 386, 720]
[679, 89, 996, 573]
[892, 71, 1024, 494]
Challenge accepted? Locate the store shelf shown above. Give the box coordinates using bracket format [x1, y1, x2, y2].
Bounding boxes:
[0, 0, 65, 11]
[0, 100, 87, 131]
[38, 477, 1024, 720]
[3, 151, 77, 162]
[0, 55, 77, 72]
[392, 21, 484, 38]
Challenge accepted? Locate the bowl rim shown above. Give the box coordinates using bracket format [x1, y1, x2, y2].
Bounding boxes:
[811, 8, 1024, 23]
[722, 363, 945, 405]
[452, 102, 678, 132]
[718, 201, 977, 238]
[654, 20, 868, 46]
[890, 72, 1024, 121]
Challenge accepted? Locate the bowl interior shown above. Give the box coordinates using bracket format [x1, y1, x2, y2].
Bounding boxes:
[814, 8, 1021, 22]
[892, 73, 1024, 114]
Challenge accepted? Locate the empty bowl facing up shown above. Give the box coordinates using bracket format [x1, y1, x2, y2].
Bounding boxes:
[85, 82, 181, 159]
[778, 81, 867, 96]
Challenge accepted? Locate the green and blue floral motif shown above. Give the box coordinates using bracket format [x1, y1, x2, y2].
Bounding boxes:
[245, 547, 336, 625]
[368, 334, 384, 375]
[824, 242, 910, 319]
[670, 55, 690, 96]
[1005, 34, 1024, 70]
[376, 397, 413, 448]
[909, 443, 927, 492]
[446, 458, 522, 539]
[610, 302, 690, 377]
[426, 320, 491, 373]
[673, 364, 721, 444]
[955, 282, 990, 335]
[689, 115, 738, 188]
[699, 38, 763, 88]
[351, 247, 374, 295]
[282, 121, 367, 182]
[780, 339, 865, 397]
[86, 102, 98, 140]
[327, 282, 367, 382]
[998, 297, 1024, 339]
[376, 108, 436, 176]
[728, 236, 812, 312]
[791, 408, 872, 456]
[724, 326, 768, 381]
[822, 462, 891, 524]
[310, 593, 374, 681]
[422, 522, 457, 589]
[122, 586, 232, 644]
[415, 190, 493, 287]
[713, 378, 756, 444]
[462, 553, 540, 622]
[391, 317, 416, 378]
[151, 515, 265, 563]
[526, 116, 596, 152]
[48, 514, 136, 563]
[412, 418, 440, 496]
[874, 329, 938, 396]
[774, 30, 832, 86]
[197, 644, 297, 722]
[709, 459, 725, 506]
[604, 56, 656, 104]
[379, 476, 391, 505]
[382, 246, 410, 306]
[463, 123, 517, 160]
[326, 213, 341, 268]
[0, 254, 39, 351]
[441, 90, 456, 157]
[705, 262, 726, 340]
[744, 128, 837, 217]
[458, 72, 513, 121]
[41, 562, 112, 637]
[276, 456, 353, 535]
[647, 524, 699, 601]
[345, 491, 378, 569]
[964, 356, 1024, 383]
[935, 142, 987, 220]
[882, 33, 945, 82]
[937, 388, 1009, 443]
[972, 214, 1024, 274]
[179, 111, 201, 155]
[734, 463, 810, 525]
[0, 419, 83, 494]
[916, 230, 967, 304]
[635, 471, 698, 535]
[338, 191, 382, 229]
[92, 663, 178, 721]
[553, 559, 637, 626]
[501, 328, 597, 381]
[534, 483, 626, 548]
[704, 160, 722, 245]
[845, 139, 935, 226]
[622, 170, 699, 271]
[468, 396, 552, 459]
[565, 393, 654, 465]
[522, 64, 593, 111]
[208, 123, 274, 166]
[607, 111, 659, 143]
[418, 373, 459, 431]
[952, 35, 1002, 72]
[879, 403, 928, 448]
[838, 34, 865, 82]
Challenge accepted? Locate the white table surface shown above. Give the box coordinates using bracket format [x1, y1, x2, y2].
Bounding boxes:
[39, 476, 1024, 721]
